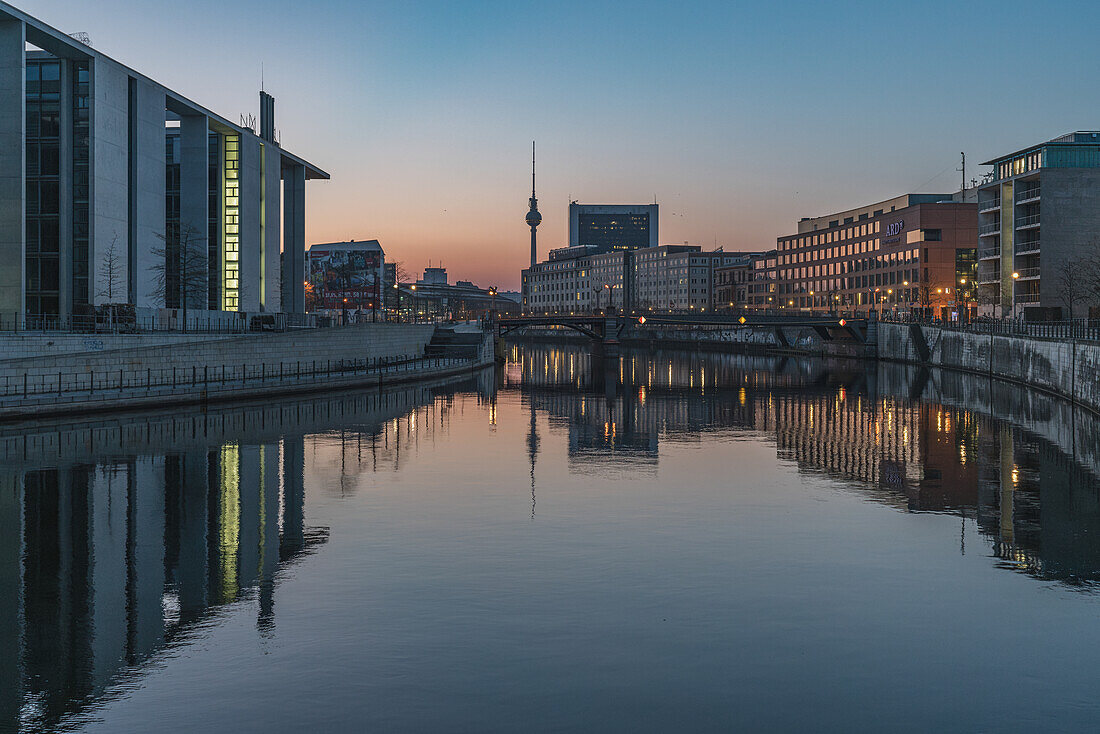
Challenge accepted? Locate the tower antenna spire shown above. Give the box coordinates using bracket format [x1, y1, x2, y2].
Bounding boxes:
[525, 141, 542, 267]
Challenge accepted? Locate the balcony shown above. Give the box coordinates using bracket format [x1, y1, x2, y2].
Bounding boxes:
[979, 222, 1001, 236]
[1016, 186, 1041, 204]
[1014, 292, 1041, 304]
[1014, 240, 1040, 255]
[978, 198, 1001, 212]
[1016, 214, 1041, 229]
[1014, 267, 1040, 280]
[978, 245, 1001, 260]
[977, 265, 1000, 284]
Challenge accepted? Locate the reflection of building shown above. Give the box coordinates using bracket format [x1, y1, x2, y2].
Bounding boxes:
[0, 371, 493, 732]
[1, 441, 324, 731]
[502, 343, 1100, 588]
[307, 240, 385, 311]
[5, 8, 328, 321]
[976, 132, 1100, 318]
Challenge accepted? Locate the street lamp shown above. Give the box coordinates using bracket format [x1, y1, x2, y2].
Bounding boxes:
[1011, 272, 1020, 319]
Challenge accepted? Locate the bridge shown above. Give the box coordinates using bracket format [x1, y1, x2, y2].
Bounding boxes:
[495, 313, 872, 351]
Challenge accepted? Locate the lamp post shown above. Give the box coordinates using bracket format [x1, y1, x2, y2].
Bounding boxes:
[1011, 271, 1020, 320]
[410, 284, 418, 323]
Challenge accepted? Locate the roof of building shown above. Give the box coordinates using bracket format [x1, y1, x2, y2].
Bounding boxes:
[2, 1, 328, 180]
[308, 240, 383, 253]
[981, 131, 1100, 166]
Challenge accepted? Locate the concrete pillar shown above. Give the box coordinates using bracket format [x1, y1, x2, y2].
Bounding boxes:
[237, 135, 261, 312]
[130, 78, 166, 308]
[262, 144, 281, 312]
[179, 114, 209, 311]
[91, 57, 130, 307]
[281, 164, 306, 314]
[0, 20, 25, 317]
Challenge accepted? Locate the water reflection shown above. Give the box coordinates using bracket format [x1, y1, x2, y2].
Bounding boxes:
[4, 345, 1100, 731]
[504, 343, 1100, 588]
[0, 374, 493, 733]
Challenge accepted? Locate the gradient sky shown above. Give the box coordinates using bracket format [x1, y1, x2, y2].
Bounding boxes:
[30, 0, 1100, 289]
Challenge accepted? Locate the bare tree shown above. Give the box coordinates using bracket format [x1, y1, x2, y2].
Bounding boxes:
[95, 232, 125, 329]
[150, 222, 206, 331]
[392, 260, 415, 285]
[1055, 258, 1090, 319]
[96, 232, 124, 302]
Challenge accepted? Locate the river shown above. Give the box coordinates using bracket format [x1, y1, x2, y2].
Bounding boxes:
[3, 343, 1100, 732]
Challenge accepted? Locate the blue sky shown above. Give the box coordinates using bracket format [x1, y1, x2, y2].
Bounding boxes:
[30, 0, 1100, 287]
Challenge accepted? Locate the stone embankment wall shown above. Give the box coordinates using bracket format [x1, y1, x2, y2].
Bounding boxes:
[0, 323, 436, 384]
[0, 332, 229, 360]
[878, 322, 1100, 413]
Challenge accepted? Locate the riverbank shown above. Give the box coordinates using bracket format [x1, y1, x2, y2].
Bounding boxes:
[0, 323, 494, 420]
[877, 322, 1100, 414]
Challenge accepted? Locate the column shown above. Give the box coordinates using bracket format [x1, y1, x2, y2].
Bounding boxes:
[262, 144, 281, 312]
[179, 114, 209, 311]
[130, 78, 166, 308]
[0, 19, 25, 317]
[281, 164, 306, 314]
[91, 57, 129, 307]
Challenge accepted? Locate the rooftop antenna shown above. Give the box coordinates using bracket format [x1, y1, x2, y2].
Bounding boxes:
[957, 152, 965, 192]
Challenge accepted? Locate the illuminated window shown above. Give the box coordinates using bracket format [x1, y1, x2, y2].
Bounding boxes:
[223, 134, 240, 310]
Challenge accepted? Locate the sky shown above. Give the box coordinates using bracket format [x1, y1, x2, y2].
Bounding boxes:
[27, 0, 1100, 289]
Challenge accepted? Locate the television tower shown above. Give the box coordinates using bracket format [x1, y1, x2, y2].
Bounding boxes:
[526, 141, 542, 266]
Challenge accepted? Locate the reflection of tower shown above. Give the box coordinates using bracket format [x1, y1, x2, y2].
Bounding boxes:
[526, 141, 542, 267]
[527, 400, 539, 518]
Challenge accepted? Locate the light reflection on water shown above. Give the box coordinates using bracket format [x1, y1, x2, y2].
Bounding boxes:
[3, 345, 1100, 732]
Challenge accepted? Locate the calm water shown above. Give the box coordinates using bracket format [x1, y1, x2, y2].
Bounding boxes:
[4, 344, 1100, 733]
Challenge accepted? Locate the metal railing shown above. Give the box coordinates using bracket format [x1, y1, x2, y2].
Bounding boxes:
[978, 198, 1001, 211]
[1016, 214, 1041, 228]
[978, 246, 1001, 259]
[1016, 186, 1041, 202]
[1014, 267, 1041, 279]
[0, 353, 480, 407]
[0, 313, 319, 335]
[1014, 240, 1041, 255]
[883, 316, 1100, 343]
[979, 222, 1000, 236]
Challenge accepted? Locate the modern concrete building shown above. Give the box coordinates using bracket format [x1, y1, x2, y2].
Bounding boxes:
[775, 194, 977, 318]
[976, 132, 1100, 318]
[568, 203, 658, 251]
[0, 3, 327, 325]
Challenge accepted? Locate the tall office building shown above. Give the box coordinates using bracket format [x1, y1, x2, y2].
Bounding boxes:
[569, 203, 658, 252]
[0, 3, 328, 322]
[977, 132, 1100, 318]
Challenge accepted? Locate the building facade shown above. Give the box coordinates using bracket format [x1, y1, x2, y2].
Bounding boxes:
[977, 132, 1100, 318]
[568, 203, 658, 251]
[306, 240, 384, 313]
[775, 194, 977, 318]
[1, 5, 327, 324]
[521, 244, 747, 314]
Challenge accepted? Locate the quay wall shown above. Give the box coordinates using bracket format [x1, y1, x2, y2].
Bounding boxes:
[877, 323, 1100, 413]
[0, 323, 436, 383]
